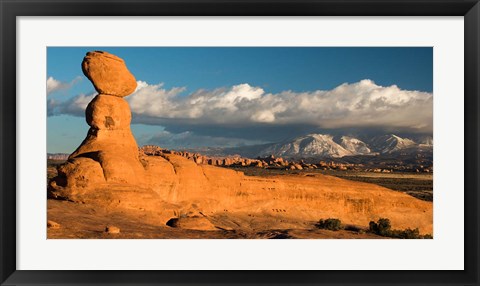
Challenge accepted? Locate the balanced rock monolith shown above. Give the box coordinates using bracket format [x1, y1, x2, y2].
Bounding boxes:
[51, 51, 144, 193]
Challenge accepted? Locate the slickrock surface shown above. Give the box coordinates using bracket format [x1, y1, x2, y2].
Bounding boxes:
[47, 199, 386, 239]
[48, 51, 433, 238]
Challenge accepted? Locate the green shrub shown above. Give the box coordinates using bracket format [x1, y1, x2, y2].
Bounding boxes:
[315, 218, 342, 231]
[368, 218, 432, 239]
[391, 228, 420, 239]
[369, 218, 392, 236]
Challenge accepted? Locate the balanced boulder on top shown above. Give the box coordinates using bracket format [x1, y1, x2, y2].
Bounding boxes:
[82, 51, 137, 97]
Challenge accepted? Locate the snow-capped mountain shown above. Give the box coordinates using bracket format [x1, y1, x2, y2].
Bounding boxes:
[259, 134, 354, 158]
[211, 133, 432, 159]
[253, 133, 431, 159]
[336, 136, 372, 155]
[369, 134, 417, 154]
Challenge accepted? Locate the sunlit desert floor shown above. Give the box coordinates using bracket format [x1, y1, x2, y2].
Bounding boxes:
[47, 199, 385, 239]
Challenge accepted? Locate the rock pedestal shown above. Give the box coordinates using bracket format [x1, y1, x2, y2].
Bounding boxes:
[69, 94, 144, 185]
[51, 51, 144, 191]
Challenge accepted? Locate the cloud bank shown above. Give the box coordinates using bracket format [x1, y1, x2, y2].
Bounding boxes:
[46, 76, 81, 95]
[48, 79, 433, 139]
[48, 93, 95, 117]
[129, 79, 432, 131]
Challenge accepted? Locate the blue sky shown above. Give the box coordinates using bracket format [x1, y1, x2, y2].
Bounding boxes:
[47, 47, 433, 153]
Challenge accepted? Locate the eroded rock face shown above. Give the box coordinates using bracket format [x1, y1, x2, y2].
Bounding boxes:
[86, 94, 132, 130]
[68, 93, 144, 185]
[82, 51, 137, 97]
[55, 157, 106, 188]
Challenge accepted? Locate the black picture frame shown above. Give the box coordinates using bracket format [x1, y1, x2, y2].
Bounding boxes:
[1, 0, 479, 285]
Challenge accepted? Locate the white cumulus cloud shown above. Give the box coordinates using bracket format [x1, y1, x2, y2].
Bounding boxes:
[48, 93, 96, 117]
[46, 76, 81, 95]
[48, 79, 433, 132]
[126, 79, 432, 131]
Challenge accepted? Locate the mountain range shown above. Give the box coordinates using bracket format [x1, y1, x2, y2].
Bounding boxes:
[216, 133, 433, 159]
[49, 133, 433, 162]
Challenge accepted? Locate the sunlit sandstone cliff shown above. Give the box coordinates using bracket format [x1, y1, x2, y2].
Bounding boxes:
[48, 51, 433, 235]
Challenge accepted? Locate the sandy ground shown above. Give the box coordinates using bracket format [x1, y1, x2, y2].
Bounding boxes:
[47, 199, 384, 239]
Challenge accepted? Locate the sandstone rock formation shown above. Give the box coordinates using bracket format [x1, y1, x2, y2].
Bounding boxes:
[51, 51, 144, 193]
[105, 225, 121, 234]
[47, 220, 61, 229]
[82, 51, 137, 97]
[49, 51, 434, 236]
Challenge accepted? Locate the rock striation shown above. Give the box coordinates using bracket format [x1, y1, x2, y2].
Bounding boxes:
[49, 51, 434, 235]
